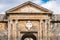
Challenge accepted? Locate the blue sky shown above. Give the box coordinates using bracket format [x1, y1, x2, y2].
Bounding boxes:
[42, 0, 50, 3]
[0, 0, 60, 14]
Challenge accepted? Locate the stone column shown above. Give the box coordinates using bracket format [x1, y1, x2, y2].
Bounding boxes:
[45, 20, 48, 40]
[40, 20, 43, 40]
[48, 20, 51, 40]
[15, 20, 18, 40]
[8, 20, 12, 40]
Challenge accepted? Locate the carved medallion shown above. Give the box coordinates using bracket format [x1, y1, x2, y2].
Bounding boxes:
[26, 21, 32, 30]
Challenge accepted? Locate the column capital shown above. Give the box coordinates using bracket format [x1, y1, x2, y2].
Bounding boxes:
[15, 20, 18, 24]
[39, 19, 43, 23]
[9, 20, 13, 24]
[39, 19, 43, 21]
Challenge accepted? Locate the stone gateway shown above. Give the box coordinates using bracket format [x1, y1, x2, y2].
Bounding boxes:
[21, 33, 36, 40]
[0, 1, 60, 40]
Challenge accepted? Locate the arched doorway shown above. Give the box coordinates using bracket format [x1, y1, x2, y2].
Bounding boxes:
[21, 33, 36, 40]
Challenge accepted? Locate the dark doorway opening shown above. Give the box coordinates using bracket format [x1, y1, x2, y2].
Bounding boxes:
[21, 33, 36, 40]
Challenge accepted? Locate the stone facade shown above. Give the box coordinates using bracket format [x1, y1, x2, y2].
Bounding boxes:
[0, 1, 60, 40]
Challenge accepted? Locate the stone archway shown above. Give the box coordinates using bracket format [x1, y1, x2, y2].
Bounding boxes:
[21, 33, 36, 40]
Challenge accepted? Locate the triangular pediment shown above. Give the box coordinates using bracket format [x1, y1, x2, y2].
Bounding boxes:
[6, 1, 52, 14]
[10, 5, 45, 13]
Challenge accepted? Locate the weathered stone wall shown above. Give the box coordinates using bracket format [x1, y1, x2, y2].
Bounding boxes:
[0, 23, 6, 31]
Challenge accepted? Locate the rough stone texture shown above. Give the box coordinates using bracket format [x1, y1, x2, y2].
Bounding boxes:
[0, 29, 7, 40]
[0, 14, 5, 21]
[54, 14, 60, 21]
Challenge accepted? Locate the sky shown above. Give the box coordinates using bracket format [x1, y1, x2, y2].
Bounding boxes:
[0, 0, 60, 14]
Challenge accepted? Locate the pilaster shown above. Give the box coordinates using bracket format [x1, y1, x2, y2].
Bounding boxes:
[40, 19, 43, 40]
[45, 20, 48, 40]
[8, 20, 12, 40]
[15, 20, 18, 40]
